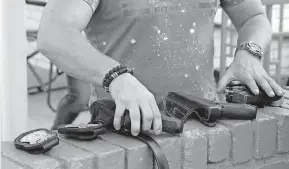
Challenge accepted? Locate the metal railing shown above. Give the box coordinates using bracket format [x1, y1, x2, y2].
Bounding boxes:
[26, 0, 67, 112]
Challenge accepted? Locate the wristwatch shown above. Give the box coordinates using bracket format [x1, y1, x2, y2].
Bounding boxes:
[235, 42, 263, 60]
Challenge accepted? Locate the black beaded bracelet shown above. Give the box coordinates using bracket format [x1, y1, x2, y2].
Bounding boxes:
[102, 65, 134, 92]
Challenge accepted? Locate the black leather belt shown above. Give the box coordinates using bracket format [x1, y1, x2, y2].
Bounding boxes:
[136, 133, 170, 169]
[89, 99, 171, 169]
[111, 129, 170, 169]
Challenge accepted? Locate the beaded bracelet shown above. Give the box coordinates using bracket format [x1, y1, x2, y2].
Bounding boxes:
[102, 65, 134, 92]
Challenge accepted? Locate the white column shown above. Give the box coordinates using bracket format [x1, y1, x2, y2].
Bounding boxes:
[0, 0, 28, 141]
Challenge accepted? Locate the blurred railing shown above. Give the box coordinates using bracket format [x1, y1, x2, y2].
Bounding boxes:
[219, 0, 289, 86]
[26, 0, 67, 112]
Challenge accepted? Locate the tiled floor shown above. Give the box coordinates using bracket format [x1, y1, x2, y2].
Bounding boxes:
[26, 1, 289, 130]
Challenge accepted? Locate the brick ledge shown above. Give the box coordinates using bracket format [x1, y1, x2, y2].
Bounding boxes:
[2, 90, 289, 169]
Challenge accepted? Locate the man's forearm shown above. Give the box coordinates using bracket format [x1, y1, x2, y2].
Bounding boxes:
[237, 14, 272, 51]
[37, 25, 120, 87]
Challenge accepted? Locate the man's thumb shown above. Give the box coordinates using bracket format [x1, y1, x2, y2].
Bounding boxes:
[216, 73, 231, 93]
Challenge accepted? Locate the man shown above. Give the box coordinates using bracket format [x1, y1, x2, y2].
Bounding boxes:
[37, 0, 285, 136]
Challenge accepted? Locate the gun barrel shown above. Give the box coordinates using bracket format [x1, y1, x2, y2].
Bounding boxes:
[220, 103, 257, 120]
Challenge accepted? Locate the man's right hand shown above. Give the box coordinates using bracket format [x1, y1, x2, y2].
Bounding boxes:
[109, 73, 162, 136]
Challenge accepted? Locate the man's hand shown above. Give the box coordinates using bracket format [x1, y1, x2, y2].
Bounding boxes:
[109, 73, 162, 136]
[216, 51, 285, 97]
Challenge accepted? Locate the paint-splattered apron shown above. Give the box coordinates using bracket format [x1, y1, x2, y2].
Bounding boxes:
[85, 0, 244, 102]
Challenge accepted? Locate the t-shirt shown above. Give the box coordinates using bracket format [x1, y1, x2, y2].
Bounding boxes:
[84, 0, 244, 102]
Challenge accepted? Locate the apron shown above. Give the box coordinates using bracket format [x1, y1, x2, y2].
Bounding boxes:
[85, 0, 244, 104]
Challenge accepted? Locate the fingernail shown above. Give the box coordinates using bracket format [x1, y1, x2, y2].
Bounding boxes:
[254, 89, 259, 95]
[269, 91, 275, 97]
[156, 130, 161, 135]
[114, 125, 120, 130]
[277, 90, 283, 96]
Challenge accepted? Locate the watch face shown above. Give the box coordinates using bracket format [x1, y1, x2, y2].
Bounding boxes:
[245, 43, 263, 57]
[249, 43, 257, 50]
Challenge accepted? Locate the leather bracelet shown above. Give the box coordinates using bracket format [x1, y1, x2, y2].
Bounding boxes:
[102, 65, 134, 92]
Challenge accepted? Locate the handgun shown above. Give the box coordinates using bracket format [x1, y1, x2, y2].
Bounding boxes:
[89, 99, 186, 134]
[165, 92, 257, 127]
[225, 80, 284, 107]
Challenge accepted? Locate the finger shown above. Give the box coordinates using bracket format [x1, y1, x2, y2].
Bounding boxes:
[254, 76, 274, 97]
[216, 71, 233, 93]
[139, 101, 153, 132]
[149, 96, 162, 135]
[128, 103, 141, 136]
[263, 75, 283, 96]
[113, 100, 126, 130]
[241, 75, 259, 95]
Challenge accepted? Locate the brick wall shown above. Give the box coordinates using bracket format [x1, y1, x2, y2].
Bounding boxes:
[2, 90, 289, 169]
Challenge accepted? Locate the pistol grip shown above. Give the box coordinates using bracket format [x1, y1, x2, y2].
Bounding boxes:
[161, 114, 184, 134]
[226, 83, 283, 106]
[123, 112, 184, 134]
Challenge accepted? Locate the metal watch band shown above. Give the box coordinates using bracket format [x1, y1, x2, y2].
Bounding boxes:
[235, 42, 263, 60]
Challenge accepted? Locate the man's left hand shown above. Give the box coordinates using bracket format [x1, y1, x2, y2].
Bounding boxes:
[216, 50, 285, 97]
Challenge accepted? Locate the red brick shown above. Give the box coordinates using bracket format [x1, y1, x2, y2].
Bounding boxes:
[210, 160, 256, 169]
[258, 160, 289, 169]
[253, 112, 277, 159]
[207, 127, 231, 162]
[1, 156, 24, 169]
[219, 120, 254, 164]
[207, 160, 231, 169]
[182, 120, 207, 169]
[253, 154, 289, 168]
[58, 135, 125, 169]
[263, 107, 289, 153]
[1, 141, 63, 169]
[182, 119, 231, 163]
[46, 139, 95, 169]
[263, 154, 289, 164]
[99, 131, 153, 169]
[150, 132, 182, 169]
[230, 161, 255, 169]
